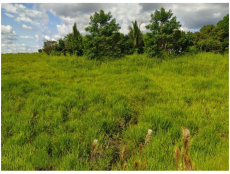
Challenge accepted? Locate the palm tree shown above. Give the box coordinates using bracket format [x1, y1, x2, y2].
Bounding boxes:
[128, 20, 144, 53]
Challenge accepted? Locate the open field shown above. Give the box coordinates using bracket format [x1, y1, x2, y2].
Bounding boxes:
[1, 52, 229, 170]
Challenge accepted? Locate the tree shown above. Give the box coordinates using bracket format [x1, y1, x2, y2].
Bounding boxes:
[217, 14, 229, 52]
[55, 38, 66, 54]
[192, 14, 229, 53]
[38, 49, 42, 53]
[43, 40, 57, 55]
[144, 7, 181, 57]
[217, 14, 229, 35]
[84, 10, 122, 59]
[193, 24, 223, 53]
[128, 20, 144, 54]
[170, 31, 194, 54]
[65, 23, 83, 56]
[118, 33, 135, 55]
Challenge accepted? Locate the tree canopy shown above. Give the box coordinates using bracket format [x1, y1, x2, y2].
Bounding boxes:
[65, 22, 83, 56]
[144, 8, 182, 57]
[84, 10, 122, 59]
[43, 8, 228, 58]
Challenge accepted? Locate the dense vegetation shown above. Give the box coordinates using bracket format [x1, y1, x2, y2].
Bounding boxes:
[1, 52, 229, 170]
[42, 8, 229, 59]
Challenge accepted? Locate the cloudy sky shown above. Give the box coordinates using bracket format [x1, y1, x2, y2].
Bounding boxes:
[1, 3, 229, 53]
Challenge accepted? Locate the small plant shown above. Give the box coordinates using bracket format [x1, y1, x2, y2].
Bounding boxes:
[144, 129, 152, 146]
[132, 159, 147, 171]
[175, 127, 194, 171]
[139, 143, 142, 155]
[120, 145, 126, 165]
[128, 129, 151, 171]
[123, 162, 128, 170]
[90, 139, 98, 165]
[133, 160, 139, 170]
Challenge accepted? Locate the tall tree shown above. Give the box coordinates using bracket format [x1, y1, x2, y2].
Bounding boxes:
[144, 8, 181, 57]
[84, 10, 122, 59]
[65, 22, 83, 56]
[128, 20, 144, 54]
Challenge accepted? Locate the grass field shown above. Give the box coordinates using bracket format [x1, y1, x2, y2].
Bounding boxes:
[1, 52, 229, 170]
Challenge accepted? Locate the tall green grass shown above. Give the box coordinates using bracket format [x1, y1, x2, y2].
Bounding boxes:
[1, 52, 229, 170]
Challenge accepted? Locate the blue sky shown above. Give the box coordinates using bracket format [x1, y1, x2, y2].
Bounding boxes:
[1, 3, 229, 53]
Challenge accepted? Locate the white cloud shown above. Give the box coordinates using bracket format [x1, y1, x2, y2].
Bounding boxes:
[39, 3, 145, 36]
[45, 35, 50, 40]
[40, 3, 228, 36]
[8, 49, 13, 53]
[213, 12, 221, 18]
[35, 34, 39, 42]
[1, 25, 16, 35]
[1, 43, 39, 53]
[2, 3, 44, 26]
[56, 24, 72, 36]
[1, 25, 17, 44]
[22, 24, 33, 30]
[34, 23, 54, 47]
[1, 3, 19, 13]
[39, 4, 49, 24]
[40, 24, 52, 35]
[30, 46, 40, 48]
[139, 3, 229, 32]
[15, 16, 34, 23]
[52, 34, 62, 40]
[20, 36, 34, 39]
[4, 12, 14, 18]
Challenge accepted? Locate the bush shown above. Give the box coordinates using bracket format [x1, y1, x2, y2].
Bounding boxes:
[188, 46, 198, 54]
[43, 41, 57, 55]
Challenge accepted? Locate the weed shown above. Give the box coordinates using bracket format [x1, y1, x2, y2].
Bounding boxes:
[144, 129, 153, 146]
[175, 127, 194, 171]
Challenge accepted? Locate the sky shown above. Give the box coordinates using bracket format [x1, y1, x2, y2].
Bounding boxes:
[1, 2, 229, 53]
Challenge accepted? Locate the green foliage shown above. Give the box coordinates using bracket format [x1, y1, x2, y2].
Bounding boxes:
[144, 7, 181, 57]
[195, 25, 222, 53]
[170, 31, 194, 54]
[128, 20, 144, 54]
[217, 14, 229, 52]
[118, 34, 135, 55]
[42, 9, 228, 58]
[187, 46, 198, 54]
[84, 33, 122, 59]
[84, 10, 122, 59]
[65, 23, 83, 56]
[43, 41, 57, 55]
[55, 38, 66, 55]
[193, 14, 229, 53]
[217, 14, 229, 35]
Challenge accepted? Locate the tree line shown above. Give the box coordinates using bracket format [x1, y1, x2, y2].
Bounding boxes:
[41, 8, 229, 59]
